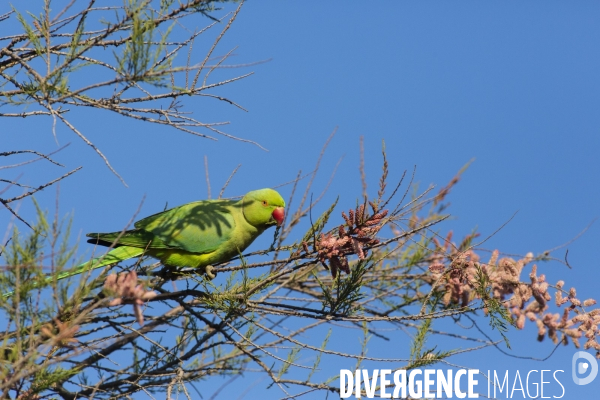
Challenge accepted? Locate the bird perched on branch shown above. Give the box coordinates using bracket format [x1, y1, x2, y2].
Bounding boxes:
[82, 188, 285, 279]
[4, 188, 285, 297]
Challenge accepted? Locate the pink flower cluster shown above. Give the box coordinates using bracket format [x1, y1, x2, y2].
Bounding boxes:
[315, 203, 388, 278]
[429, 243, 600, 358]
[103, 271, 157, 325]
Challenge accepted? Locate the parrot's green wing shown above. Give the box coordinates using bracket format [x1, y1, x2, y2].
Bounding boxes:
[87, 230, 171, 249]
[132, 199, 238, 254]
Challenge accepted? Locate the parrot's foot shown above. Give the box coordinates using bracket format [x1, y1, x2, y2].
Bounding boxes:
[204, 265, 216, 280]
[155, 267, 184, 281]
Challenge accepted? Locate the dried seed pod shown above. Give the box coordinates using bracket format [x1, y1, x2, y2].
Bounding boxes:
[369, 200, 378, 213]
[342, 211, 352, 227]
[357, 204, 365, 223]
[338, 225, 347, 237]
[351, 238, 365, 260]
[302, 241, 310, 254]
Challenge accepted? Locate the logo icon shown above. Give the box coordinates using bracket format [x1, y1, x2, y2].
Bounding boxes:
[572, 351, 598, 385]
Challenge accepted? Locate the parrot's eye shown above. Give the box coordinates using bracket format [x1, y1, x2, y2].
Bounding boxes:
[262, 200, 268, 207]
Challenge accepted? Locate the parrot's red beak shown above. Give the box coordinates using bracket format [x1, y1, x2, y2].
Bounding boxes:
[272, 207, 285, 226]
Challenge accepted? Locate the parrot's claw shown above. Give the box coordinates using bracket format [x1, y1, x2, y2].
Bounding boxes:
[204, 265, 216, 280]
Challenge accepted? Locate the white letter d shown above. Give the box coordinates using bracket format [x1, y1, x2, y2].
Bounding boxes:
[340, 370, 354, 398]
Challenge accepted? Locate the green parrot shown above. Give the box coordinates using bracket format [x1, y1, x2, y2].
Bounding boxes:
[4, 188, 285, 297]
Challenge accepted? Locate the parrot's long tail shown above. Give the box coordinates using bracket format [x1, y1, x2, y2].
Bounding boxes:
[2, 246, 145, 299]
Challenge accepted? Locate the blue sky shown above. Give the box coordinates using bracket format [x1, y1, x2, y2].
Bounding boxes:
[2, 1, 600, 398]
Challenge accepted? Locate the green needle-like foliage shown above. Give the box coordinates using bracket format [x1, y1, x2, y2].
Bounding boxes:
[1, 4, 597, 398]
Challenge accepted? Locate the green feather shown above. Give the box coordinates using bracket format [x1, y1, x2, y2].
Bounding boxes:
[132, 199, 237, 254]
[59, 246, 146, 279]
[87, 230, 170, 249]
[2, 246, 144, 299]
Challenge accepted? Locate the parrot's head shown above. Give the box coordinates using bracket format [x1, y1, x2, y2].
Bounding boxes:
[242, 188, 286, 228]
